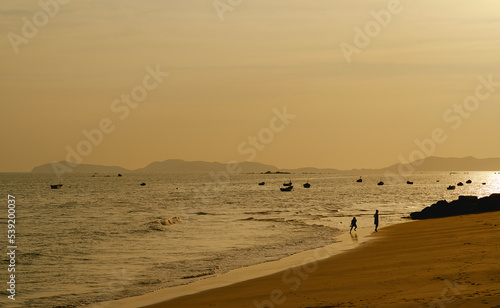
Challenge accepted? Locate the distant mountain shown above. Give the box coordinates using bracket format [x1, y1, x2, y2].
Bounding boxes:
[384, 156, 500, 172]
[281, 167, 340, 174]
[31, 162, 129, 174]
[30, 156, 500, 175]
[134, 159, 279, 173]
[31, 159, 279, 174]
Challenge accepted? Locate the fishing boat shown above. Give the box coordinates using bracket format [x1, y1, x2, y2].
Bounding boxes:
[303, 182, 311, 188]
[280, 186, 293, 192]
[466, 179, 472, 184]
[377, 181, 384, 186]
[258, 182, 265, 186]
[140, 182, 146, 186]
[406, 181, 413, 185]
[356, 177, 362, 183]
[50, 184, 63, 189]
[447, 185, 456, 190]
[457, 182, 464, 186]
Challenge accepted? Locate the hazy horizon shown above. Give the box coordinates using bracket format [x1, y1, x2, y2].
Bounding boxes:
[2, 0, 500, 172]
[11, 155, 500, 174]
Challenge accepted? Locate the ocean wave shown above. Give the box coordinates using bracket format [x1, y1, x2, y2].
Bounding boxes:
[127, 208, 149, 214]
[13, 171, 439, 308]
[137, 226, 339, 296]
[244, 210, 290, 215]
[23, 252, 44, 257]
[137, 279, 163, 285]
[181, 269, 218, 280]
[142, 217, 182, 232]
[51, 200, 80, 208]
[302, 213, 329, 219]
[242, 217, 308, 226]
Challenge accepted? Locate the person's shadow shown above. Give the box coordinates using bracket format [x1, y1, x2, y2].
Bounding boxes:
[350, 232, 358, 243]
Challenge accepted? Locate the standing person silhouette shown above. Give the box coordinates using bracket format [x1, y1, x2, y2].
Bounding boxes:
[350, 216, 357, 234]
[374, 210, 379, 232]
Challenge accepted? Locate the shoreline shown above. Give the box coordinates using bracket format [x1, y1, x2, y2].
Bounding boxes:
[94, 212, 500, 308]
[87, 225, 385, 308]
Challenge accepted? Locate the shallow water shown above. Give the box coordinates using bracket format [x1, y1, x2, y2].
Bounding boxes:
[0, 171, 498, 307]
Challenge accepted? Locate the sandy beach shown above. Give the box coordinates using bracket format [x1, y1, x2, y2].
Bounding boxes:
[96, 211, 500, 308]
[96, 212, 500, 308]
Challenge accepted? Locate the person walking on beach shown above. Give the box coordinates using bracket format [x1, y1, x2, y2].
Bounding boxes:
[374, 210, 379, 232]
[350, 216, 357, 233]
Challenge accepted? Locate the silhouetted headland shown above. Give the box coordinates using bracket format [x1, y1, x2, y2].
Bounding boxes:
[261, 170, 291, 174]
[410, 194, 500, 219]
[31, 156, 500, 175]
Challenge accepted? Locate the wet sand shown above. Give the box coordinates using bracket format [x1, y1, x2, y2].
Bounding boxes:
[97, 212, 500, 308]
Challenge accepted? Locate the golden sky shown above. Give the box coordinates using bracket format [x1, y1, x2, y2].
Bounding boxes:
[1, 0, 500, 172]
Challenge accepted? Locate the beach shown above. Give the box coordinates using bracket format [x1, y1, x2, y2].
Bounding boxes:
[98, 211, 500, 308]
[8, 172, 496, 307]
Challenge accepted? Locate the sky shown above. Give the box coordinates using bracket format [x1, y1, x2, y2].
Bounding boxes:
[1, 0, 500, 172]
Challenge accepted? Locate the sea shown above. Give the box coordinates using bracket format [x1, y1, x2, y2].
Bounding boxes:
[1, 171, 499, 307]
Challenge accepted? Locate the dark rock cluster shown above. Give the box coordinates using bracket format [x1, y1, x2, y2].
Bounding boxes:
[410, 194, 500, 220]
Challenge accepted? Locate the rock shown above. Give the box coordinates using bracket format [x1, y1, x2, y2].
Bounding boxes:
[410, 194, 500, 220]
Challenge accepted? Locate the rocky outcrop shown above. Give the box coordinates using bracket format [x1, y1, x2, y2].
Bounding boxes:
[410, 194, 500, 220]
